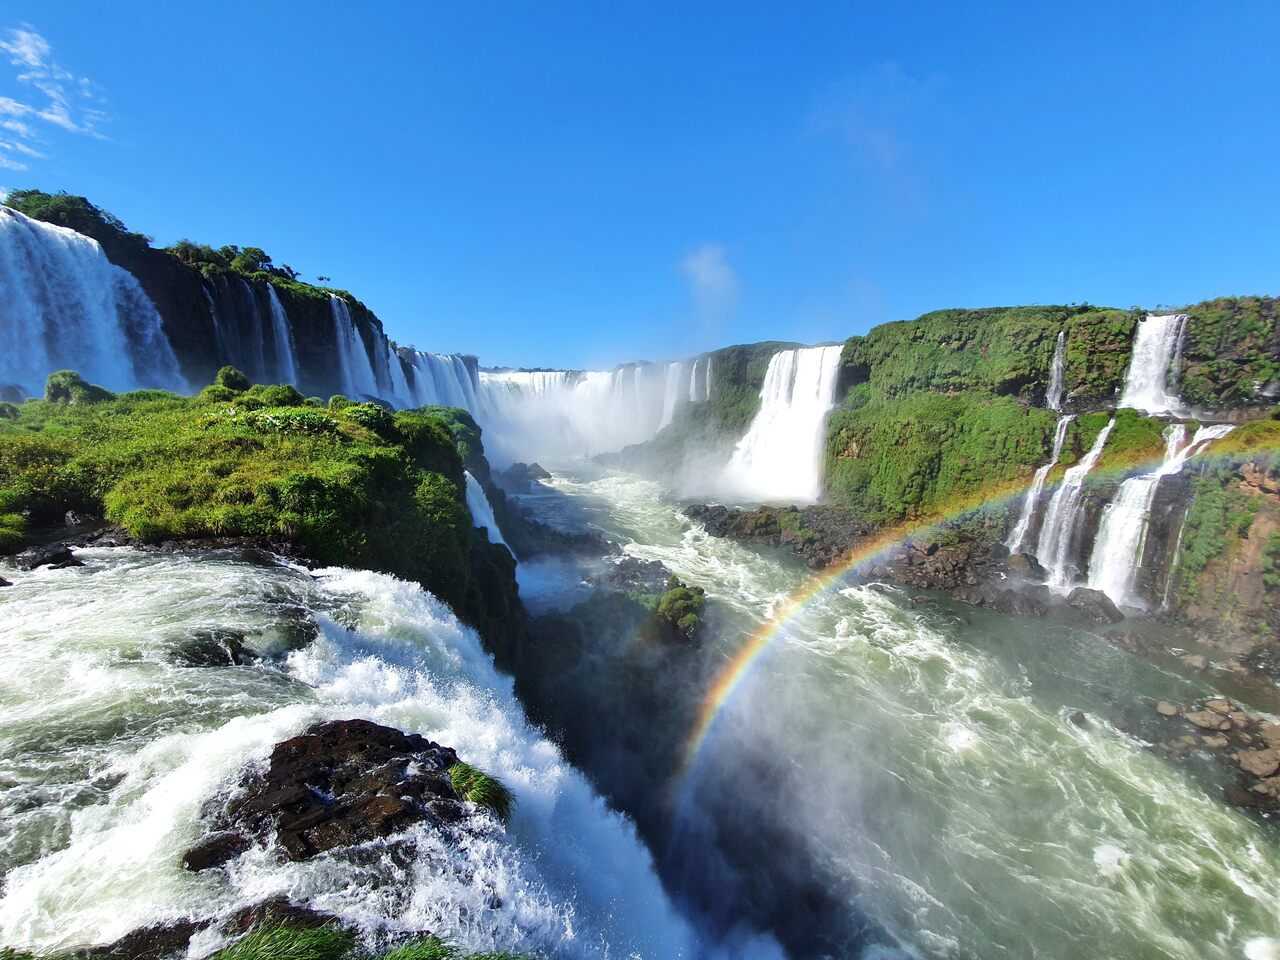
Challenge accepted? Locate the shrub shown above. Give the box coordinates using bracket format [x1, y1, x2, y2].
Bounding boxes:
[244, 383, 306, 407]
[199, 384, 240, 403]
[207, 924, 352, 960]
[448, 762, 515, 821]
[328, 394, 354, 411]
[0, 402, 17, 421]
[215, 365, 251, 392]
[44, 370, 115, 405]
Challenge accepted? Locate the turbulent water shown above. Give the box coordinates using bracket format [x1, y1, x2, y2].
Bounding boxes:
[0, 549, 696, 958]
[721, 346, 843, 503]
[0, 206, 185, 398]
[1121, 314, 1188, 415]
[515, 467, 1280, 960]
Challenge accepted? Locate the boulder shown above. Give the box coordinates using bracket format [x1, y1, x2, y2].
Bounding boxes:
[1205, 698, 1233, 715]
[12, 543, 83, 570]
[1182, 654, 1209, 671]
[182, 830, 252, 871]
[1185, 710, 1232, 731]
[1065, 587, 1124, 624]
[193, 718, 466, 864]
[1201, 734, 1230, 749]
[1237, 748, 1280, 778]
[0, 576, 9, 588]
[1005, 553, 1046, 578]
[1251, 777, 1280, 800]
[1155, 701, 1179, 717]
[991, 587, 1049, 618]
[606, 556, 671, 594]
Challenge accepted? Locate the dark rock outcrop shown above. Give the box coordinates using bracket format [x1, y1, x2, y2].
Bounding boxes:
[11, 543, 83, 570]
[1065, 587, 1125, 624]
[495, 461, 552, 493]
[188, 718, 467, 866]
[683, 503, 872, 569]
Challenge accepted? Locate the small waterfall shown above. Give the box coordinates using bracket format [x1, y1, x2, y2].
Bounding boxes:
[688, 358, 701, 402]
[1034, 418, 1115, 588]
[265, 285, 299, 386]
[659, 360, 686, 429]
[721, 345, 843, 503]
[464, 471, 512, 554]
[1046, 331, 1067, 412]
[1119, 314, 1187, 415]
[236, 280, 269, 382]
[1006, 415, 1074, 553]
[329, 295, 380, 399]
[0, 205, 185, 397]
[703, 355, 713, 401]
[1087, 423, 1235, 606]
[383, 346, 413, 407]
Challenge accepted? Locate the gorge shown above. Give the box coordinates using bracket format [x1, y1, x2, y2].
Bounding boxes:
[2, 191, 1280, 960]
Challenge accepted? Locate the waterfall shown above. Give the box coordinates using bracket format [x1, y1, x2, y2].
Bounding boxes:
[1046, 331, 1067, 412]
[401, 351, 482, 410]
[1007, 415, 1074, 553]
[384, 346, 412, 407]
[329, 295, 380, 399]
[1086, 423, 1235, 606]
[265, 286, 299, 386]
[659, 360, 686, 429]
[1119, 314, 1187, 415]
[0, 206, 185, 398]
[703, 355, 713, 401]
[721, 345, 843, 503]
[1034, 418, 1115, 588]
[464, 471, 512, 554]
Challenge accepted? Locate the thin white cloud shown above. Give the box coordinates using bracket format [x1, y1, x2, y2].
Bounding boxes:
[809, 62, 944, 170]
[680, 243, 739, 317]
[0, 24, 108, 160]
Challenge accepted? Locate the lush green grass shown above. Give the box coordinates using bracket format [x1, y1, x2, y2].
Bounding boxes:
[209, 925, 354, 960]
[448, 762, 515, 821]
[0, 370, 518, 644]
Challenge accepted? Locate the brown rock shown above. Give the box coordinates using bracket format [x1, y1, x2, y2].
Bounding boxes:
[1259, 722, 1280, 749]
[1228, 712, 1253, 729]
[1201, 734, 1230, 749]
[181, 831, 251, 872]
[1205, 699, 1233, 715]
[1182, 655, 1209, 671]
[1186, 711, 1232, 731]
[1237, 749, 1280, 778]
[1250, 777, 1280, 799]
[1155, 701, 1179, 717]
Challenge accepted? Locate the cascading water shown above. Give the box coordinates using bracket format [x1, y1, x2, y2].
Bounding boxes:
[0, 549, 696, 957]
[464, 471, 511, 553]
[1006, 415, 1074, 553]
[0, 206, 185, 398]
[265, 285, 300, 386]
[1119, 314, 1187, 415]
[329, 295, 380, 399]
[1046, 330, 1067, 412]
[403, 351, 483, 409]
[1087, 423, 1235, 606]
[720, 345, 843, 503]
[1034, 418, 1115, 588]
[660, 361, 688, 429]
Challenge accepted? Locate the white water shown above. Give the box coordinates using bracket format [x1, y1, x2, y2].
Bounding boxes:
[0, 206, 186, 398]
[1046, 330, 1067, 412]
[1088, 423, 1236, 606]
[1120, 314, 1188, 415]
[721, 346, 843, 503]
[1006, 415, 1074, 553]
[464, 471, 512, 553]
[329, 295, 380, 400]
[265, 286, 300, 386]
[526, 467, 1280, 960]
[1035, 418, 1115, 588]
[0, 549, 694, 957]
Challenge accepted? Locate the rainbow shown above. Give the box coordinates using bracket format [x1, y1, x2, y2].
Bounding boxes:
[676, 424, 1280, 781]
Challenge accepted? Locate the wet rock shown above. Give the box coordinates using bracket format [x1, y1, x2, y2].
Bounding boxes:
[1225, 785, 1273, 808]
[79, 919, 204, 960]
[0, 576, 9, 588]
[991, 587, 1049, 618]
[1065, 587, 1124, 624]
[1005, 553, 1046, 578]
[496, 461, 552, 492]
[1068, 710, 1087, 727]
[12, 542, 83, 570]
[1109, 716, 1131, 732]
[196, 718, 466, 863]
[1260, 722, 1280, 749]
[221, 895, 339, 934]
[1229, 712, 1253, 729]
[1205, 698, 1233, 715]
[1237, 748, 1280, 778]
[1251, 777, 1280, 800]
[174, 630, 253, 667]
[1155, 701, 1179, 717]
[1182, 654, 1209, 671]
[64, 509, 99, 528]
[1200, 734, 1230, 749]
[1185, 710, 1232, 731]
[182, 830, 252, 871]
[606, 556, 671, 594]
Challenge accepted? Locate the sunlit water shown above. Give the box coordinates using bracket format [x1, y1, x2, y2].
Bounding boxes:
[517, 466, 1280, 960]
[0, 548, 696, 957]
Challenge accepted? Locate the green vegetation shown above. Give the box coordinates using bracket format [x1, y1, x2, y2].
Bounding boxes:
[1092, 408, 1169, 473]
[655, 576, 707, 640]
[824, 392, 1056, 523]
[209, 924, 354, 960]
[1170, 472, 1261, 605]
[1181, 296, 1280, 409]
[447, 762, 515, 821]
[42, 370, 115, 406]
[3, 189, 152, 256]
[0, 370, 519, 646]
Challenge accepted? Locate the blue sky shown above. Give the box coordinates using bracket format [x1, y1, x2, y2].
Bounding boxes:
[0, 2, 1276, 369]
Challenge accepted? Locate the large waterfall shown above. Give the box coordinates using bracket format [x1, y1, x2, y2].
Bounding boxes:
[720, 345, 843, 503]
[329, 294, 381, 400]
[0, 206, 186, 398]
[1087, 423, 1235, 606]
[264, 285, 299, 385]
[1119, 313, 1187, 415]
[1007, 415, 1074, 553]
[1035, 418, 1115, 588]
[1046, 330, 1067, 412]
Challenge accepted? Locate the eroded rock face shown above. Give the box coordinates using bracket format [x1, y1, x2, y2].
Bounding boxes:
[188, 718, 466, 866]
[1065, 587, 1124, 624]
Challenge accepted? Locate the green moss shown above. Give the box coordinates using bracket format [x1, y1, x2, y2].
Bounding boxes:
[448, 762, 515, 821]
[1181, 296, 1280, 409]
[215, 365, 251, 392]
[1171, 474, 1261, 605]
[1094, 409, 1168, 473]
[43, 370, 115, 406]
[655, 579, 706, 640]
